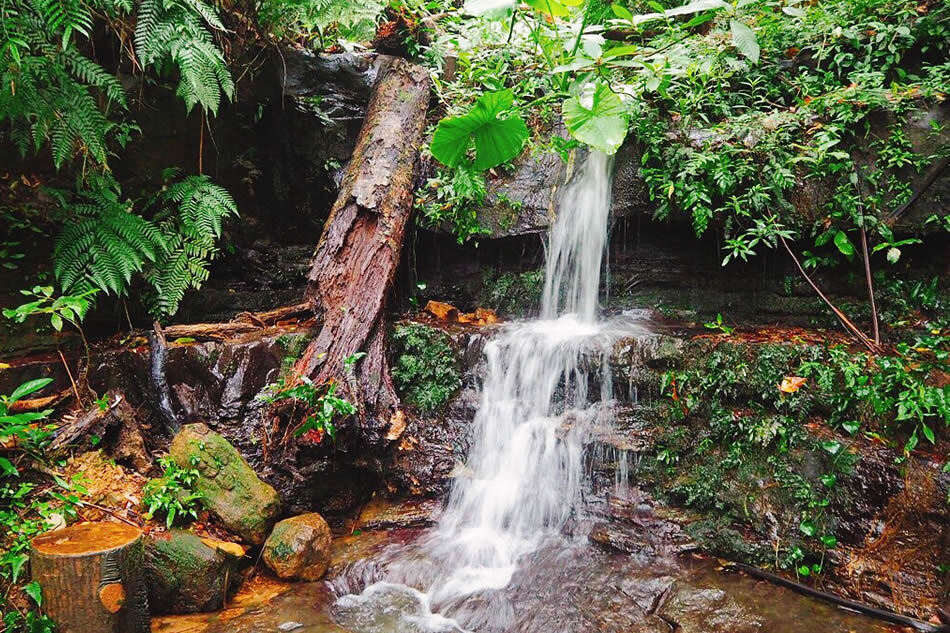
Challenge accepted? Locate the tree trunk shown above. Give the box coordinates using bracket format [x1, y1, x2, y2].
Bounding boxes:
[293, 56, 430, 424]
[31, 523, 150, 633]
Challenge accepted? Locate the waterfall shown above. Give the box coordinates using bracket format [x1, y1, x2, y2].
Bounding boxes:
[333, 151, 651, 632]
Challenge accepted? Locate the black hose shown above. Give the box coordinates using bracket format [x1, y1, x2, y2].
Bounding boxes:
[148, 323, 180, 435]
[723, 562, 948, 633]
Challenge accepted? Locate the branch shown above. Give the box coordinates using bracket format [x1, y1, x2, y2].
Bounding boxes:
[780, 236, 880, 353]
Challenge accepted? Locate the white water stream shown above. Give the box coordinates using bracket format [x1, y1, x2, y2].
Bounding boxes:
[334, 152, 651, 632]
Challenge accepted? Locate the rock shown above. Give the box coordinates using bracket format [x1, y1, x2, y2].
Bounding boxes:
[169, 423, 281, 544]
[262, 513, 333, 581]
[356, 496, 442, 531]
[454, 140, 644, 239]
[658, 583, 763, 633]
[144, 530, 241, 614]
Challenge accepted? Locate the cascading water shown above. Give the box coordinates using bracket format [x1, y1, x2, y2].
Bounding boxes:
[333, 151, 651, 632]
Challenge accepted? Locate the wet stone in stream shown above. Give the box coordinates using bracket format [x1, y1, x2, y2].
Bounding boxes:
[154, 528, 902, 633]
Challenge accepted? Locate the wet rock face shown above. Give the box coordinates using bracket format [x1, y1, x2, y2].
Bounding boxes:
[446, 140, 646, 240]
[170, 423, 281, 544]
[90, 328, 473, 523]
[262, 513, 333, 581]
[144, 530, 241, 614]
[592, 335, 950, 620]
[451, 104, 948, 241]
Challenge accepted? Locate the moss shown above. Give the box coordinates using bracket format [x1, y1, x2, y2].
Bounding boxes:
[390, 323, 461, 412]
[684, 518, 772, 565]
[170, 424, 280, 544]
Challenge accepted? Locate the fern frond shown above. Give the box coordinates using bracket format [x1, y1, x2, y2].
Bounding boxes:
[134, 0, 233, 115]
[62, 48, 127, 107]
[54, 182, 165, 296]
[144, 174, 237, 319]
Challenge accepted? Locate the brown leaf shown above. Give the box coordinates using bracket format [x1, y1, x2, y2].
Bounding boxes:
[779, 376, 807, 393]
[424, 300, 459, 321]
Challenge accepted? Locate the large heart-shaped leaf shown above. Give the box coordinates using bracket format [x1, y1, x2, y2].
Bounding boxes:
[431, 90, 530, 171]
[562, 80, 628, 154]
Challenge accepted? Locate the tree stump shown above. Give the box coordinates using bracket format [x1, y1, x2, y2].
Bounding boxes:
[31, 523, 150, 633]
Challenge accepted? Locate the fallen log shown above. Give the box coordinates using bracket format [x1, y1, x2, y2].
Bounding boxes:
[162, 302, 313, 341]
[293, 56, 431, 419]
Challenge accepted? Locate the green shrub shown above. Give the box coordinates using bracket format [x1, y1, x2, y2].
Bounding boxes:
[142, 456, 203, 528]
[390, 323, 461, 412]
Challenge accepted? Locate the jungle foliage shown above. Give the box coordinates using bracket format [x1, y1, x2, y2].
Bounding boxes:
[1, 0, 237, 322]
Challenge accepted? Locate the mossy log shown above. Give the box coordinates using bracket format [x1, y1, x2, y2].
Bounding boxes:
[294, 56, 430, 419]
[30, 523, 150, 633]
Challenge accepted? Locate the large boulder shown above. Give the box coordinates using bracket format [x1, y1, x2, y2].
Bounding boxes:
[169, 423, 281, 544]
[144, 530, 242, 614]
[262, 513, 332, 581]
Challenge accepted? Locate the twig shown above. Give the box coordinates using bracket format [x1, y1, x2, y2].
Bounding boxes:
[780, 236, 879, 353]
[723, 562, 947, 633]
[854, 167, 880, 345]
[886, 155, 950, 224]
[80, 501, 140, 527]
[58, 349, 82, 405]
[859, 225, 880, 345]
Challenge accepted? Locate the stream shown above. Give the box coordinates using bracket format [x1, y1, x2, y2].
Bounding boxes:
[155, 152, 903, 633]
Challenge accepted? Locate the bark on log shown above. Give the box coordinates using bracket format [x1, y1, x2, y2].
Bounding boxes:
[293, 56, 430, 420]
[31, 523, 150, 633]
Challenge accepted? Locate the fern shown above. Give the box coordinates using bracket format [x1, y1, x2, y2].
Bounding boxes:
[257, 0, 386, 43]
[145, 175, 238, 319]
[0, 0, 127, 168]
[54, 177, 165, 296]
[53, 173, 238, 319]
[135, 0, 234, 115]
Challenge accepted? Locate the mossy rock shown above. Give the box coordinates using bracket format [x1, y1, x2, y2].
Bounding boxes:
[170, 423, 281, 544]
[261, 513, 332, 581]
[144, 530, 242, 614]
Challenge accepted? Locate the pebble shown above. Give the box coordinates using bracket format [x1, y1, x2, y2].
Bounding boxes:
[277, 622, 304, 631]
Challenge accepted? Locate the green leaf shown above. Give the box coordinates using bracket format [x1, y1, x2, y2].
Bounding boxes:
[799, 520, 817, 537]
[820, 534, 837, 548]
[921, 422, 935, 444]
[604, 45, 639, 59]
[820, 440, 842, 455]
[50, 313, 63, 331]
[841, 420, 860, 435]
[525, 0, 581, 16]
[9, 378, 54, 405]
[819, 473, 837, 488]
[905, 430, 919, 453]
[730, 19, 760, 63]
[430, 90, 529, 171]
[0, 457, 18, 477]
[23, 580, 42, 606]
[798, 565, 810, 576]
[562, 80, 628, 154]
[611, 3, 633, 20]
[9, 553, 28, 582]
[833, 230, 855, 256]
